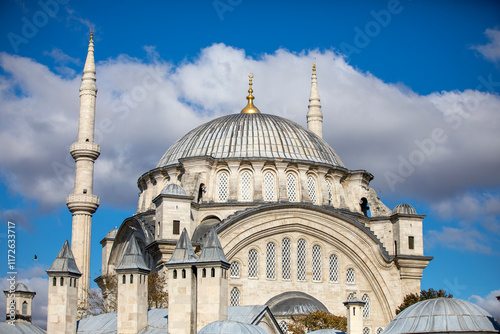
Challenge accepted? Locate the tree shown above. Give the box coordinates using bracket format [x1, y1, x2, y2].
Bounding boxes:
[396, 288, 453, 314]
[148, 270, 168, 308]
[288, 310, 347, 334]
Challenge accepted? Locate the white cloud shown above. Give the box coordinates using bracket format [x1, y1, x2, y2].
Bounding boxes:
[470, 289, 500, 322]
[0, 43, 500, 230]
[426, 226, 492, 254]
[472, 28, 500, 64]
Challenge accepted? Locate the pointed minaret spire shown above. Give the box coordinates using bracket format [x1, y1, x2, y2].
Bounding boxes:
[66, 31, 100, 309]
[307, 62, 323, 138]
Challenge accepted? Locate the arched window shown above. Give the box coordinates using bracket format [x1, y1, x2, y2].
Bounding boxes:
[230, 261, 240, 278]
[248, 249, 258, 278]
[130, 274, 133, 284]
[279, 321, 288, 333]
[326, 179, 334, 205]
[282, 238, 291, 280]
[312, 245, 322, 281]
[52, 277, 56, 286]
[363, 327, 371, 334]
[329, 254, 339, 283]
[346, 268, 355, 284]
[286, 173, 298, 202]
[297, 239, 306, 281]
[230, 287, 240, 306]
[347, 292, 356, 301]
[362, 294, 370, 318]
[360, 197, 370, 217]
[123, 274, 127, 283]
[182, 269, 186, 279]
[263, 172, 275, 201]
[376, 328, 384, 334]
[217, 172, 229, 202]
[202, 268, 206, 278]
[240, 171, 252, 201]
[266, 242, 276, 279]
[60, 277, 64, 286]
[22, 301, 27, 315]
[211, 268, 215, 277]
[307, 176, 317, 204]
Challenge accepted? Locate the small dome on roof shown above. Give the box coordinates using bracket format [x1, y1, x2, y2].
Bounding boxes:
[382, 298, 500, 334]
[161, 183, 187, 196]
[106, 228, 118, 239]
[309, 329, 346, 334]
[392, 203, 417, 215]
[198, 320, 268, 334]
[266, 291, 328, 316]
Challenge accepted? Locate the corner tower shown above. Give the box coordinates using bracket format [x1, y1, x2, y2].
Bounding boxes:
[307, 63, 323, 138]
[66, 31, 100, 308]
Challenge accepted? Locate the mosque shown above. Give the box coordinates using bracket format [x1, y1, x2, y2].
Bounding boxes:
[2, 34, 500, 334]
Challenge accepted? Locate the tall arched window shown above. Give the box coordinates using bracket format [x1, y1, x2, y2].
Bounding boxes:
[22, 301, 27, 315]
[326, 179, 334, 205]
[346, 268, 355, 284]
[263, 172, 275, 201]
[362, 294, 370, 318]
[266, 242, 276, 279]
[248, 249, 258, 278]
[286, 173, 298, 202]
[297, 239, 306, 281]
[217, 172, 229, 202]
[282, 238, 291, 280]
[230, 287, 240, 306]
[307, 176, 317, 204]
[312, 245, 322, 281]
[329, 254, 339, 283]
[230, 261, 240, 278]
[240, 171, 252, 201]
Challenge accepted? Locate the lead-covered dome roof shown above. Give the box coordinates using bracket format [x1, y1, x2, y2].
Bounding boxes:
[157, 113, 345, 168]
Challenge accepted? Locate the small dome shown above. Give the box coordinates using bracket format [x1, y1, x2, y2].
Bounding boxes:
[106, 228, 118, 239]
[382, 298, 500, 334]
[161, 183, 187, 196]
[392, 203, 417, 215]
[309, 330, 346, 334]
[266, 291, 328, 316]
[198, 320, 268, 334]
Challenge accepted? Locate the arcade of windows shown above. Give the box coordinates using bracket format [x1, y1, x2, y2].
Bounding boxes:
[216, 170, 331, 204]
[230, 239, 358, 285]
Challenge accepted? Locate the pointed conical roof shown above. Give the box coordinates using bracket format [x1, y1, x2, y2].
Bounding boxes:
[197, 229, 229, 266]
[116, 235, 150, 273]
[307, 63, 322, 113]
[46, 240, 81, 276]
[167, 228, 197, 265]
[80, 31, 97, 93]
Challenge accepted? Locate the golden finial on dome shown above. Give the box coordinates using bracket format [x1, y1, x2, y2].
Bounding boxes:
[240, 73, 261, 114]
[90, 29, 94, 41]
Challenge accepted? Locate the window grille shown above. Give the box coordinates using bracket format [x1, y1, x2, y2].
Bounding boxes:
[282, 238, 291, 280]
[248, 249, 258, 278]
[286, 174, 298, 202]
[327, 179, 334, 205]
[363, 327, 371, 334]
[376, 328, 384, 334]
[279, 321, 288, 333]
[218, 172, 229, 202]
[347, 292, 356, 301]
[329, 254, 339, 283]
[362, 294, 370, 318]
[312, 245, 322, 281]
[230, 261, 240, 278]
[22, 301, 27, 315]
[230, 287, 240, 306]
[346, 268, 355, 284]
[307, 176, 317, 204]
[297, 239, 306, 281]
[266, 242, 276, 279]
[264, 172, 275, 201]
[241, 171, 252, 201]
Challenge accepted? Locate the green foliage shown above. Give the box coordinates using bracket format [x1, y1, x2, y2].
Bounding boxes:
[396, 288, 453, 314]
[288, 310, 347, 334]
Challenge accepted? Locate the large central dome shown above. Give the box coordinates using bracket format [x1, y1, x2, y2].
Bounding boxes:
[157, 113, 345, 168]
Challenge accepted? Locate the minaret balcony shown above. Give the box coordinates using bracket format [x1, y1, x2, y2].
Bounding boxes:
[66, 194, 100, 213]
[70, 142, 100, 160]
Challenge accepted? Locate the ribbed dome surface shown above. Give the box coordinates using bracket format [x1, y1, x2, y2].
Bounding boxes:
[157, 113, 345, 168]
[382, 298, 500, 334]
[393, 203, 417, 215]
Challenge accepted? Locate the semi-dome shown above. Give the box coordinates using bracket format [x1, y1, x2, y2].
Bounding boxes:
[105, 227, 118, 239]
[393, 203, 417, 215]
[161, 183, 187, 196]
[382, 298, 500, 334]
[157, 113, 345, 168]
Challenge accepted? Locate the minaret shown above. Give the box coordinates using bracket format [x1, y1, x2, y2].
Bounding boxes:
[66, 31, 100, 308]
[307, 63, 323, 138]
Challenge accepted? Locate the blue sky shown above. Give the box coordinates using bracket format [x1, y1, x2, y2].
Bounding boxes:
[1, 0, 500, 327]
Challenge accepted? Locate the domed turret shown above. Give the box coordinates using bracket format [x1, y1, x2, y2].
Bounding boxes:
[392, 203, 417, 215]
[161, 183, 187, 196]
